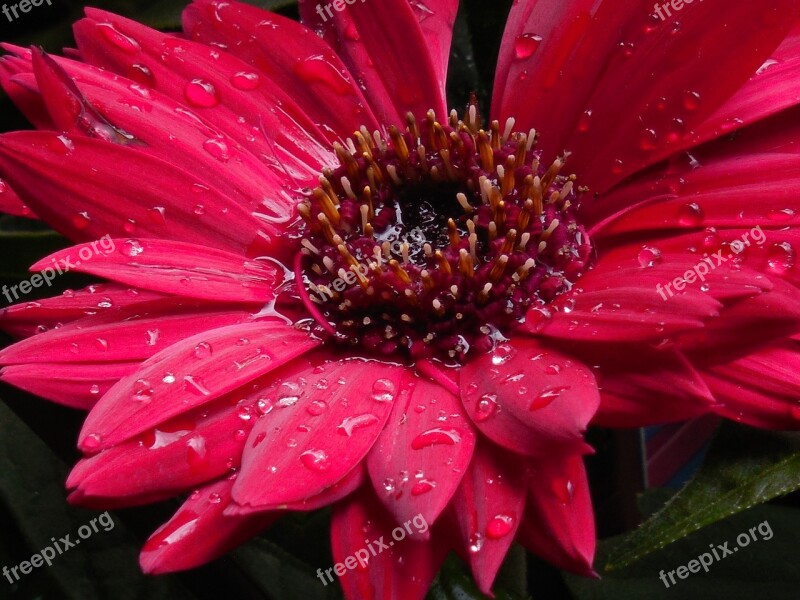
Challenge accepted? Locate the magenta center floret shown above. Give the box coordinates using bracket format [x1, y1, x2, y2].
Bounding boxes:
[296, 106, 593, 362]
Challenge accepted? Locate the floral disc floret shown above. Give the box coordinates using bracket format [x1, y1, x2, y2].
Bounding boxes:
[296, 104, 593, 362]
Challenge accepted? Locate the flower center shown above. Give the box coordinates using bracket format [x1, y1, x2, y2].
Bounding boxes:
[295, 105, 593, 362]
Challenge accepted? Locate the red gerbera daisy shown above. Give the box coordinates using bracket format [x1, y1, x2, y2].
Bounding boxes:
[1, 0, 800, 597]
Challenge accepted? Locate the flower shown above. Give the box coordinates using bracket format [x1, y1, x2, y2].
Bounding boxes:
[1, 0, 800, 597]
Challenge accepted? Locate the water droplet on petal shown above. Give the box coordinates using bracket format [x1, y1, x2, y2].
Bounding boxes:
[193, 342, 213, 359]
[83, 433, 103, 450]
[683, 90, 702, 111]
[411, 479, 436, 495]
[491, 343, 516, 365]
[514, 33, 543, 59]
[411, 428, 462, 449]
[486, 514, 515, 539]
[337, 413, 380, 436]
[203, 137, 231, 161]
[96, 22, 140, 53]
[474, 394, 498, 422]
[678, 202, 704, 226]
[231, 71, 261, 90]
[184, 79, 220, 108]
[468, 532, 484, 553]
[132, 378, 153, 403]
[530, 386, 568, 410]
[371, 378, 396, 402]
[184, 375, 211, 396]
[767, 242, 795, 275]
[551, 478, 575, 504]
[307, 399, 328, 416]
[300, 448, 330, 471]
[294, 56, 352, 95]
[637, 245, 663, 268]
[72, 211, 91, 230]
[121, 239, 144, 257]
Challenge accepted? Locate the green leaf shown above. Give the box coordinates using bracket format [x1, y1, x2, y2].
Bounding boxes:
[0, 400, 196, 600]
[567, 500, 800, 600]
[605, 423, 800, 571]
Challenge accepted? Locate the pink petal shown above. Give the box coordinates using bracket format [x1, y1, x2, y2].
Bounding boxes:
[140, 475, 278, 574]
[233, 355, 407, 508]
[314, 0, 448, 125]
[183, 0, 380, 141]
[691, 24, 800, 144]
[226, 464, 366, 514]
[67, 385, 271, 499]
[527, 280, 722, 342]
[331, 487, 447, 600]
[460, 337, 599, 456]
[450, 442, 526, 595]
[74, 9, 332, 176]
[0, 131, 273, 254]
[702, 342, 800, 428]
[0, 284, 164, 339]
[0, 299, 254, 365]
[587, 347, 717, 427]
[21, 51, 297, 227]
[29, 239, 281, 303]
[0, 55, 51, 128]
[0, 177, 35, 218]
[494, 0, 798, 191]
[0, 361, 138, 410]
[367, 374, 476, 529]
[518, 453, 596, 577]
[79, 321, 319, 450]
[595, 154, 800, 237]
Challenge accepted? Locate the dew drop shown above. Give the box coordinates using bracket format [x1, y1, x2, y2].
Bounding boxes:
[294, 56, 352, 95]
[132, 378, 154, 403]
[678, 202, 704, 226]
[72, 211, 91, 230]
[486, 514, 515, 539]
[193, 342, 213, 359]
[83, 433, 103, 450]
[121, 239, 144, 257]
[683, 90, 702, 111]
[128, 63, 155, 86]
[184, 375, 211, 396]
[514, 33, 543, 60]
[637, 245, 663, 268]
[766, 242, 795, 275]
[474, 394, 498, 422]
[184, 79, 220, 108]
[530, 386, 568, 410]
[468, 532, 484, 553]
[337, 413, 379, 436]
[203, 137, 231, 162]
[411, 428, 462, 449]
[411, 479, 436, 496]
[300, 448, 330, 471]
[577, 109, 592, 133]
[231, 71, 261, 90]
[306, 399, 328, 416]
[371, 378, 397, 402]
[491, 343, 516, 365]
[96, 22, 140, 53]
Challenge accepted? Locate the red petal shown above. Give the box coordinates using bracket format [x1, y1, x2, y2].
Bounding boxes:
[79, 321, 319, 450]
[183, 0, 380, 141]
[0, 361, 138, 410]
[20, 51, 297, 228]
[588, 347, 716, 428]
[460, 337, 599, 456]
[233, 355, 407, 508]
[0, 131, 272, 254]
[528, 280, 722, 343]
[140, 475, 278, 574]
[450, 442, 526, 595]
[0, 177, 35, 218]
[0, 284, 164, 338]
[67, 385, 271, 499]
[702, 342, 800, 429]
[518, 453, 596, 577]
[367, 374, 476, 529]
[596, 154, 800, 237]
[0, 299, 254, 365]
[29, 239, 281, 303]
[330, 487, 447, 600]
[74, 9, 332, 175]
